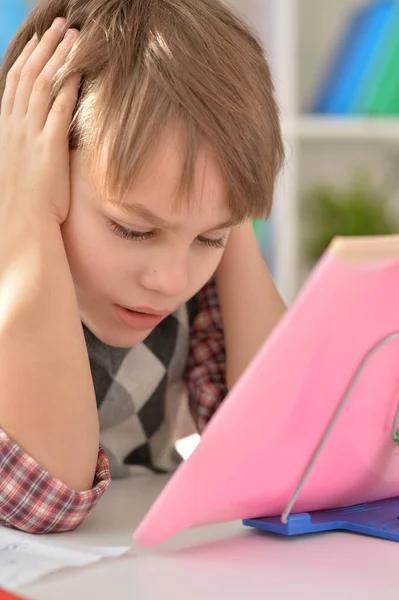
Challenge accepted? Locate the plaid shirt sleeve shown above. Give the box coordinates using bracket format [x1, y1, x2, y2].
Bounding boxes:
[0, 428, 111, 534]
[185, 278, 228, 432]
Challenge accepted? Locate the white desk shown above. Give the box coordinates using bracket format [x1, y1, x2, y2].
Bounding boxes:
[21, 475, 398, 599]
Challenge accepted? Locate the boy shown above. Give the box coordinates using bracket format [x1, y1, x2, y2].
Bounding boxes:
[0, 0, 286, 534]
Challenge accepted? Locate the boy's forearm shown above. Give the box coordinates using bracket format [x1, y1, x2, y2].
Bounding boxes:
[215, 221, 286, 389]
[0, 221, 99, 491]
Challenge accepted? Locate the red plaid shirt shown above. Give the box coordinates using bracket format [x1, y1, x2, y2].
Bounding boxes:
[0, 279, 227, 534]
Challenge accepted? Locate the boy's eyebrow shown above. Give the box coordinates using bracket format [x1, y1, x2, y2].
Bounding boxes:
[120, 203, 241, 230]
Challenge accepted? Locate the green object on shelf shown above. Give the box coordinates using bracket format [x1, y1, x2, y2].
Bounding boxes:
[252, 218, 274, 269]
[302, 173, 397, 264]
[356, 7, 399, 114]
[252, 219, 263, 242]
[369, 14, 399, 114]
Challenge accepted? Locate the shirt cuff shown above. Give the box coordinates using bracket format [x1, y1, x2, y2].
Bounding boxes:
[0, 428, 111, 534]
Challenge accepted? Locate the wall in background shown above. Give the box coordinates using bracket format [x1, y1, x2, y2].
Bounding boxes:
[0, 0, 32, 58]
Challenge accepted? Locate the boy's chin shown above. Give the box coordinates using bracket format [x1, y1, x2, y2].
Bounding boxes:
[81, 316, 153, 348]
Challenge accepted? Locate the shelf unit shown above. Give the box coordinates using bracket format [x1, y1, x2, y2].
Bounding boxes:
[228, 0, 399, 304]
[291, 116, 399, 141]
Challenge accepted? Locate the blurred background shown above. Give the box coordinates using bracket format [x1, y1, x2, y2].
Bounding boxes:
[228, 0, 399, 305]
[2, 0, 399, 305]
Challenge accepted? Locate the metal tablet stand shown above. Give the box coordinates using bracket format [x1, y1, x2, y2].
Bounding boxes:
[281, 331, 399, 525]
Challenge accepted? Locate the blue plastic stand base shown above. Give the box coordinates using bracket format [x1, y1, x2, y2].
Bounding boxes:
[243, 496, 399, 542]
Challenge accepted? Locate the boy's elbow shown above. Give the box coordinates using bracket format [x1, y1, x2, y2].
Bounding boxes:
[0, 511, 88, 535]
[53, 459, 100, 494]
[0, 471, 110, 535]
[0, 433, 111, 535]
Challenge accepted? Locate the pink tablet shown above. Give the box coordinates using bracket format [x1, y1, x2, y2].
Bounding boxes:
[134, 244, 399, 546]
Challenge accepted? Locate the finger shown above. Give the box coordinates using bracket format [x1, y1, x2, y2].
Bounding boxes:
[12, 17, 66, 116]
[45, 72, 81, 140]
[1, 34, 39, 117]
[28, 28, 79, 130]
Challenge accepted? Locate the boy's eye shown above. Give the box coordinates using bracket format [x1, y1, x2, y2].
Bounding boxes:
[196, 235, 226, 250]
[108, 220, 154, 241]
[108, 219, 226, 249]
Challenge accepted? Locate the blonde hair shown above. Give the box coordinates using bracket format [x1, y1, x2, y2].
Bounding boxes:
[0, 0, 284, 220]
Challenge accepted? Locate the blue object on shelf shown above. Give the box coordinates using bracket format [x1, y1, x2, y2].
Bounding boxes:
[0, 0, 30, 60]
[312, 1, 394, 114]
[243, 496, 399, 542]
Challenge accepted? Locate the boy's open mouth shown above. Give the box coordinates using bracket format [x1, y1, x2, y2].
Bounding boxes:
[124, 306, 170, 316]
[114, 305, 170, 331]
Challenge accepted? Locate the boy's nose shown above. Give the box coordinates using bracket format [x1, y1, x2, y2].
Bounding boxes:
[140, 257, 189, 298]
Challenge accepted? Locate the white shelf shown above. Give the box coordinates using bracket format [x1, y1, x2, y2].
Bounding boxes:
[291, 116, 399, 142]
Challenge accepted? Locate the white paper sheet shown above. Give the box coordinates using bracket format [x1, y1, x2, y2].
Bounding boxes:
[0, 527, 130, 589]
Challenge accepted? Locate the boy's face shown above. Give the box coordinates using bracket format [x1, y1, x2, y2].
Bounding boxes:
[62, 128, 234, 347]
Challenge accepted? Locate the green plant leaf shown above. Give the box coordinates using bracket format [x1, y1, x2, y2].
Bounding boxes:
[302, 173, 397, 264]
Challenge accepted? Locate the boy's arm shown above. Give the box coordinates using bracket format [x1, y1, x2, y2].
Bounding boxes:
[185, 279, 227, 432]
[0, 222, 100, 492]
[0, 23, 99, 494]
[215, 220, 286, 389]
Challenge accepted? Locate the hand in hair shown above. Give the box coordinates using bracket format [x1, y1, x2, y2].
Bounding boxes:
[0, 19, 100, 494]
[0, 17, 80, 225]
